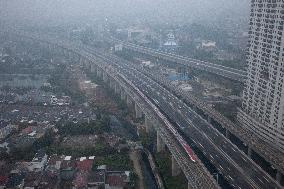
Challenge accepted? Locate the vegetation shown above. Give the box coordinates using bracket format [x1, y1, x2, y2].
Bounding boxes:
[9, 145, 36, 161]
[129, 172, 139, 189]
[47, 68, 86, 104]
[57, 116, 110, 136]
[93, 153, 132, 171]
[213, 102, 239, 122]
[2, 129, 55, 161]
[34, 129, 55, 149]
[155, 152, 188, 189]
[46, 143, 114, 158]
[140, 131, 153, 148]
[87, 71, 129, 117]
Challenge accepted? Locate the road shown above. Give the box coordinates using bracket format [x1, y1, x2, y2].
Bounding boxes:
[130, 150, 146, 189]
[105, 36, 246, 82]
[7, 31, 283, 189]
[80, 46, 282, 189]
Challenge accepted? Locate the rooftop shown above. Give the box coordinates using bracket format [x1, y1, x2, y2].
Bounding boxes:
[76, 159, 93, 172]
[105, 172, 129, 188]
[0, 176, 8, 186]
[64, 156, 72, 161]
[87, 170, 105, 184]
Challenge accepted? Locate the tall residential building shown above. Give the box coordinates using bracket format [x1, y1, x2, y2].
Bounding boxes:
[237, 0, 284, 152]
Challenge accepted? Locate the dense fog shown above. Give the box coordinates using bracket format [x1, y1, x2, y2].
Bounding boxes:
[0, 0, 250, 26]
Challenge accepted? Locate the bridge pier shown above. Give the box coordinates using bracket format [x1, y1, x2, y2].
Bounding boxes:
[96, 68, 102, 77]
[276, 170, 282, 183]
[69, 51, 74, 61]
[75, 54, 81, 63]
[63, 49, 69, 57]
[90, 65, 97, 73]
[135, 103, 143, 119]
[109, 79, 115, 90]
[157, 132, 166, 152]
[115, 83, 120, 94]
[248, 146, 253, 158]
[225, 129, 230, 138]
[80, 58, 89, 70]
[84, 60, 91, 71]
[120, 90, 127, 101]
[102, 72, 108, 82]
[84, 59, 91, 70]
[171, 155, 181, 176]
[79, 57, 84, 66]
[69, 53, 75, 61]
[145, 117, 154, 133]
[207, 116, 211, 124]
[126, 95, 133, 107]
[48, 44, 52, 52]
[64, 50, 69, 58]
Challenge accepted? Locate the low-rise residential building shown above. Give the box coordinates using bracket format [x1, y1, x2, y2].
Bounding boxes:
[5, 171, 25, 189]
[105, 171, 131, 189]
[0, 124, 18, 140]
[60, 156, 76, 181]
[23, 172, 42, 189]
[0, 151, 133, 189]
[0, 161, 12, 189]
[45, 154, 64, 176]
[0, 175, 8, 189]
[27, 150, 48, 172]
[73, 158, 95, 188]
[87, 169, 105, 189]
[198, 40, 216, 51]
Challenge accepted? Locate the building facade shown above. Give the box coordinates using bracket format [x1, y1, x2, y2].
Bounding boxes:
[238, 0, 284, 152]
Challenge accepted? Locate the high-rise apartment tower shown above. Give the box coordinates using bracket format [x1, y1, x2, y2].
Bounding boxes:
[238, 0, 284, 152]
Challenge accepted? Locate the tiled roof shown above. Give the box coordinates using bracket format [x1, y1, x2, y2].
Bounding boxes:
[76, 159, 93, 172]
[105, 174, 127, 187]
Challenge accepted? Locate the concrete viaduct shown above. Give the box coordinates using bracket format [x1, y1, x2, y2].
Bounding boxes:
[4, 32, 219, 189]
[2, 30, 284, 189]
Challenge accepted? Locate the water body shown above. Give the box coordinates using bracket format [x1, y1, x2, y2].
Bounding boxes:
[141, 151, 159, 189]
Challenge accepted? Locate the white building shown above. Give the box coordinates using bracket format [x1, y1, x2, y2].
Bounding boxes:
[201, 40, 216, 49]
[163, 33, 177, 52]
[27, 151, 48, 172]
[237, 1, 284, 152]
[114, 44, 123, 52]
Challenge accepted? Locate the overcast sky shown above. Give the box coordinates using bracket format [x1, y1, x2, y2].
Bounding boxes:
[0, 0, 250, 26]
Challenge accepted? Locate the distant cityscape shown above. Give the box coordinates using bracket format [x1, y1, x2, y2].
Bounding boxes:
[0, 0, 283, 189]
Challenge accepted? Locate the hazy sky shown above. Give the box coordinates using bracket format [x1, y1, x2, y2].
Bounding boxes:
[0, 0, 250, 26]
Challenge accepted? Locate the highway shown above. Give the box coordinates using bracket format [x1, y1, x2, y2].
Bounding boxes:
[79, 46, 282, 189]
[82, 51, 220, 189]
[91, 38, 284, 175]
[7, 30, 283, 189]
[105, 36, 247, 82]
[135, 59, 284, 175]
